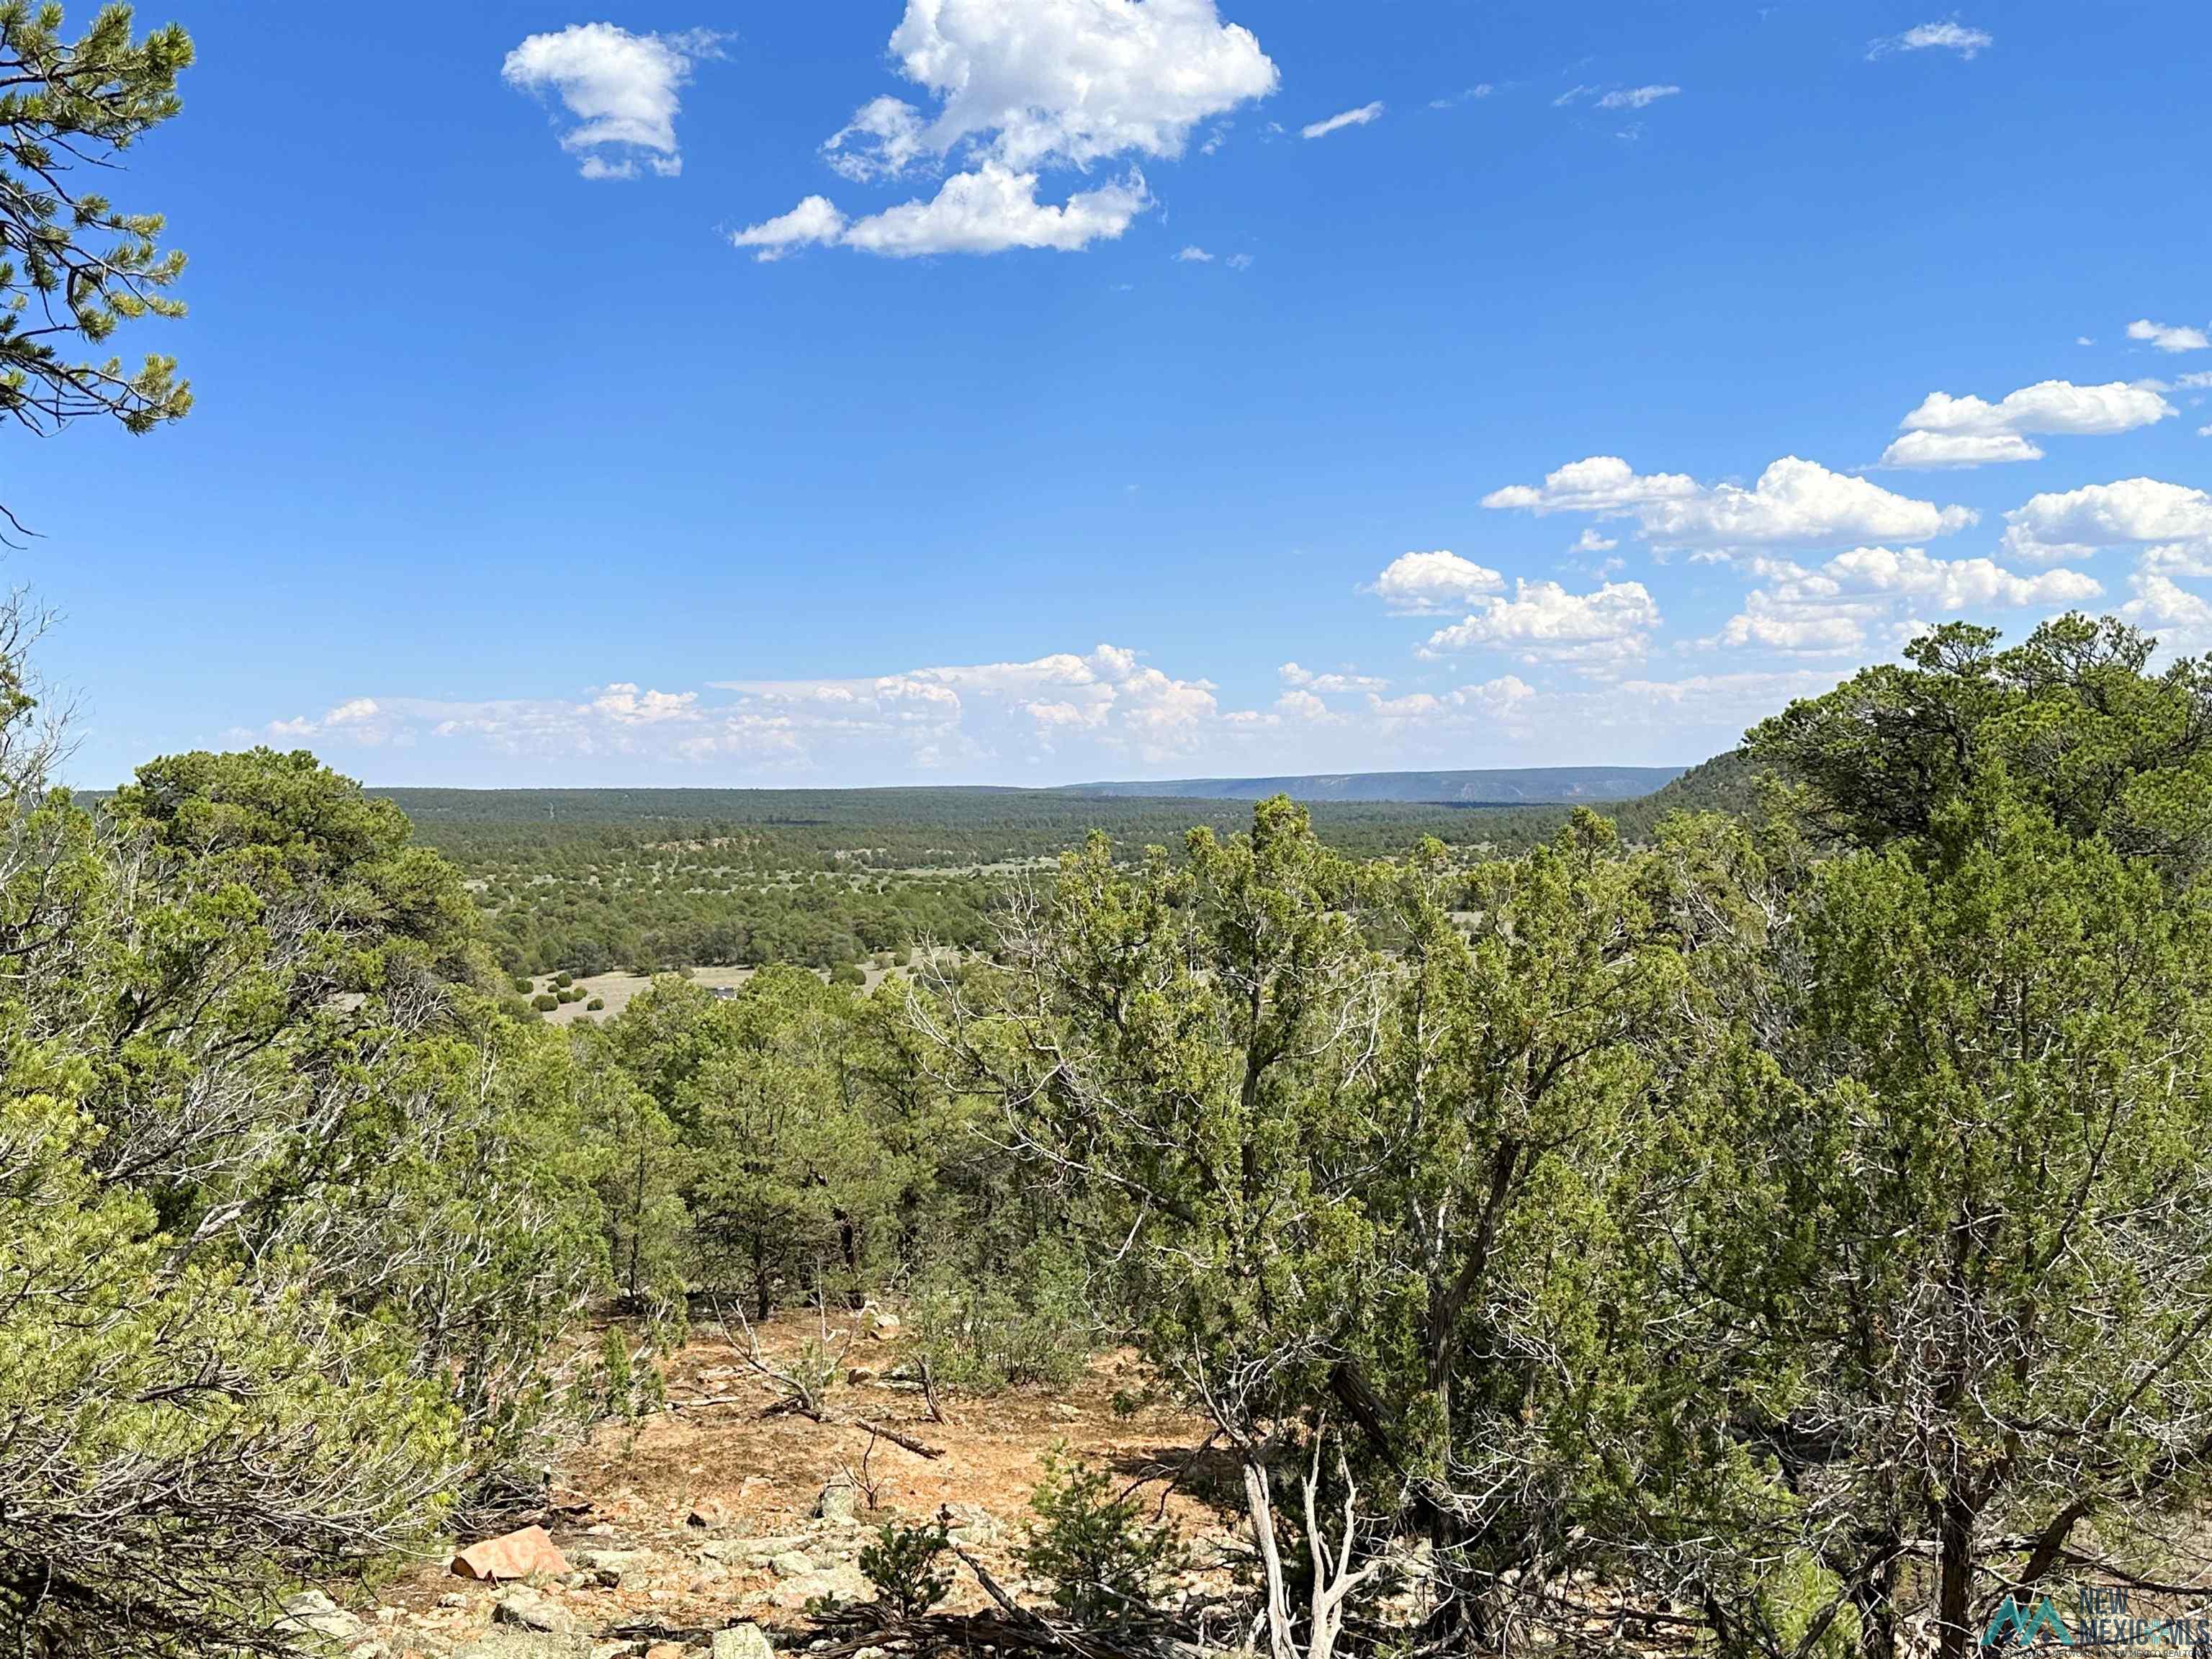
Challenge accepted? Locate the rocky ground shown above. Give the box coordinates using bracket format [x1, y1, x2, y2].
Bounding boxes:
[299, 1310, 1241, 1658]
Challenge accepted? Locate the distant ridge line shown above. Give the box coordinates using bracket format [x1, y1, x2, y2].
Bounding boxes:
[1055, 765, 1687, 805]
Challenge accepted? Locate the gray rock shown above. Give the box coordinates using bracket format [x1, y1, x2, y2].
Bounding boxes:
[940, 1503, 1002, 1546]
[710, 1624, 775, 1659]
[274, 1589, 367, 1646]
[455, 1632, 593, 1659]
[767, 1563, 869, 1611]
[814, 1480, 861, 1524]
[570, 1547, 655, 1587]
[768, 1550, 817, 1578]
[493, 1588, 575, 1635]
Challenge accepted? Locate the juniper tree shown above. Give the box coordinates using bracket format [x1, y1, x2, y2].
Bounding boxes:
[1645, 618, 2212, 1659]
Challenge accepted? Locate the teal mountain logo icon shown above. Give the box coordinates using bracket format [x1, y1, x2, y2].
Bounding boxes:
[1985, 1597, 2074, 1648]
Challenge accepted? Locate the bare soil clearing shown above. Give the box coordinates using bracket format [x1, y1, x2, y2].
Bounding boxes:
[361, 1313, 1232, 1658]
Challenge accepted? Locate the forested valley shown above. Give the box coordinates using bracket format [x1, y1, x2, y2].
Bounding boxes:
[9, 10, 2212, 1659]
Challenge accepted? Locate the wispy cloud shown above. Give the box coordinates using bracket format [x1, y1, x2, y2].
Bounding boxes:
[1429, 84, 1495, 109]
[1598, 84, 1680, 110]
[1301, 101, 1384, 140]
[1868, 19, 1993, 60]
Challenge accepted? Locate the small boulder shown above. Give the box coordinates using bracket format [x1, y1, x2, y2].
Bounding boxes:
[454, 1632, 591, 1659]
[814, 1480, 861, 1524]
[685, 1499, 729, 1530]
[274, 1588, 366, 1646]
[768, 1563, 868, 1611]
[494, 1588, 574, 1635]
[570, 1547, 653, 1588]
[710, 1624, 775, 1659]
[454, 1526, 570, 1583]
[940, 1503, 1002, 1546]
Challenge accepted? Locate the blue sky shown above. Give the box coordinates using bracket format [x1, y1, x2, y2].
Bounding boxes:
[18, 0, 2212, 788]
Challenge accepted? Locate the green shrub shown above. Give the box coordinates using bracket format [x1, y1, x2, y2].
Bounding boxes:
[910, 1244, 1091, 1394]
[586, 997, 605, 1012]
[532, 992, 559, 1012]
[554, 971, 573, 989]
[513, 976, 534, 994]
[830, 963, 866, 987]
[1020, 1449, 1180, 1632]
[860, 1516, 953, 1618]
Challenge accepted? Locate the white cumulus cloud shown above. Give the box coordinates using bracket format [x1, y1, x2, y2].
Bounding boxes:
[1880, 379, 2175, 468]
[1707, 547, 2100, 656]
[1368, 550, 1506, 614]
[2002, 477, 2212, 563]
[732, 197, 849, 262]
[1421, 580, 1661, 667]
[1880, 431, 2046, 469]
[746, 0, 1274, 261]
[1488, 455, 1972, 552]
[1480, 455, 1699, 515]
[503, 24, 719, 179]
[2128, 319, 2211, 354]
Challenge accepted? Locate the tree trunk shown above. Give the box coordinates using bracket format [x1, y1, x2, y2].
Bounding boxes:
[1853, 1535, 1902, 1659]
[1936, 1485, 1978, 1659]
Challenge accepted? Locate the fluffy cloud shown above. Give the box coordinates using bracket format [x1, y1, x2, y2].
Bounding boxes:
[847, 165, 1151, 256]
[748, 0, 1274, 261]
[1598, 85, 1680, 109]
[1175, 245, 1215, 262]
[2128, 319, 2211, 354]
[1825, 546, 2102, 608]
[1480, 455, 1699, 514]
[1640, 458, 1976, 550]
[1482, 455, 1969, 551]
[1880, 431, 2045, 469]
[502, 24, 719, 179]
[1280, 662, 1390, 694]
[1368, 550, 1506, 614]
[2001, 477, 2212, 562]
[1420, 579, 1661, 666]
[2119, 572, 2212, 647]
[1302, 102, 1383, 139]
[1708, 547, 2102, 655]
[1869, 21, 1993, 60]
[1879, 379, 2174, 467]
[737, 165, 1151, 259]
[865, 0, 1277, 172]
[732, 197, 848, 261]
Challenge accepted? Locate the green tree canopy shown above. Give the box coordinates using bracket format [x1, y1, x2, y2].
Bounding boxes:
[0, 2, 192, 534]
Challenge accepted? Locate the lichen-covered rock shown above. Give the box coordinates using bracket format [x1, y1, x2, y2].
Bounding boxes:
[454, 1630, 593, 1659]
[274, 1588, 367, 1647]
[494, 1587, 575, 1634]
[710, 1624, 775, 1659]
